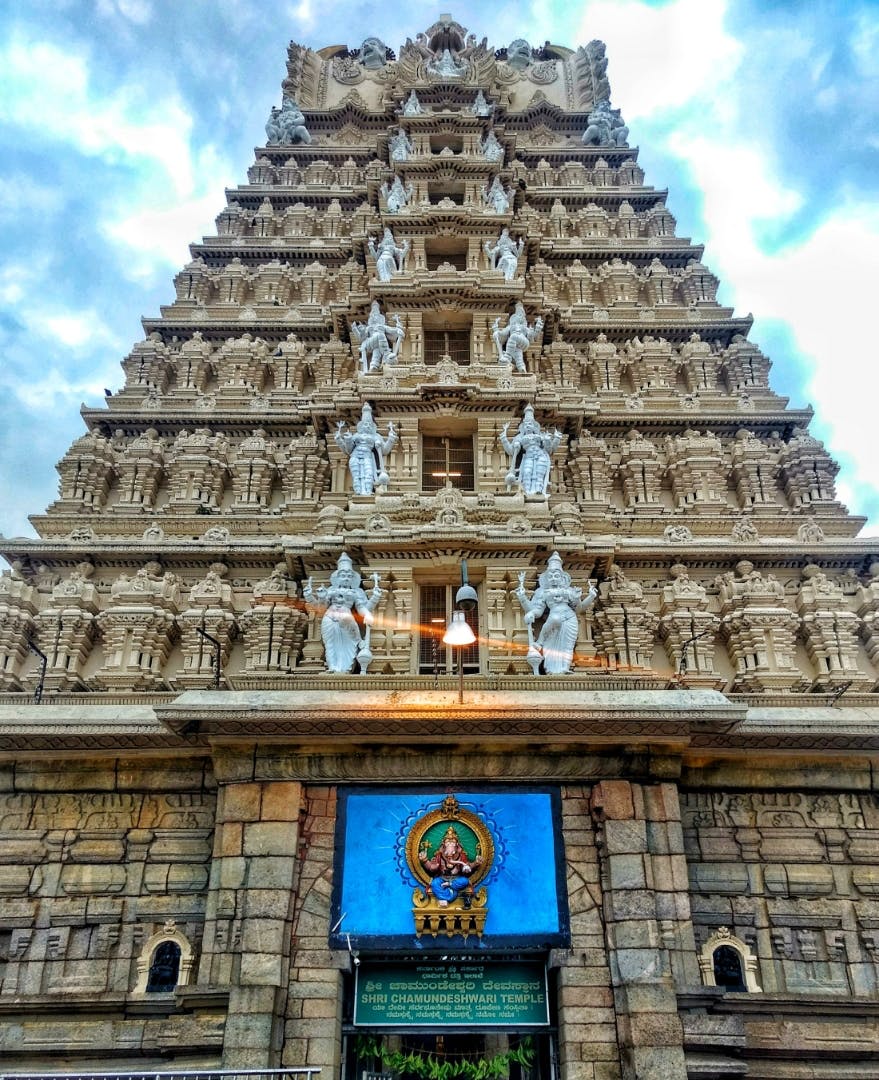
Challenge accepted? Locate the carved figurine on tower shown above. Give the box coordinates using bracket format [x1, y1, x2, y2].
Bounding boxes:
[492, 302, 543, 371]
[333, 402, 397, 495]
[304, 553, 382, 674]
[484, 228, 524, 280]
[514, 553, 598, 675]
[368, 226, 410, 282]
[500, 405, 562, 496]
[351, 300, 405, 372]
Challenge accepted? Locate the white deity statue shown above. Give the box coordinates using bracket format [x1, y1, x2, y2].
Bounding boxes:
[389, 127, 414, 163]
[359, 36, 389, 70]
[492, 302, 543, 372]
[381, 174, 414, 213]
[368, 226, 410, 282]
[483, 176, 513, 214]
[403, 90, 423, 116]
[333, 402, 397, 495]
[351, 300, 405, 372]
[265, 98, 311, 145]
[582, 99, 629, 147]
[484, 228, 524, 280]
[304, 553, 382, 674]
[514, 552, 598, 675]
[500, 405, 562, 496]
[479, 130, 504, 162]
[429, 47, 467, 78]
[470, 90, 493, 117]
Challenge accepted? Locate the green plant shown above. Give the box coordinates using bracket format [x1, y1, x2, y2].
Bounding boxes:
[354, 1034, 535, 1080]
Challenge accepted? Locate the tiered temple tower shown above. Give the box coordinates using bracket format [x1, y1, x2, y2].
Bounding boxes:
[1, 18, 878, 1080]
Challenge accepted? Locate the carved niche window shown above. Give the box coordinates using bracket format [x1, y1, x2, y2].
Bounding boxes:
[424, 330, 471, 365]
[698, 928, 761, 993]
[133, 920, 195, 995]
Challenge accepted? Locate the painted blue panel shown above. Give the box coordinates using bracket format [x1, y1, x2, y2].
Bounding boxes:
[337, 790, 563, 942]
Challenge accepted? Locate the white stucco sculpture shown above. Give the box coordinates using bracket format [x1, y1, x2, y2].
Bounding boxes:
[389, 127, 414, 163]
[333, 402, 397, 495]
[479, 130, 504, 162]
[304, 553, 382, 674]
[514, 552, 598, 675]
[429, 47, 467, 78]
[265, 98, 312, 145]
[500, 405, 562, 496]
[381, 175, 414, 214]
[582, 99, 629, 147]
[351, 300, 405, 372]
[505, 38, 533, 72]
[484, 228, 523, 280]
[492, 302, 543, 372]
[403, 90, 423, 116]
[368, 227, 410, 282]
[470, 90, 494, 117]
[483, 176, 513, 214]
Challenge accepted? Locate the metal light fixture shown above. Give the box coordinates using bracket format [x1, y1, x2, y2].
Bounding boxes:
[443, 610, 476, 703]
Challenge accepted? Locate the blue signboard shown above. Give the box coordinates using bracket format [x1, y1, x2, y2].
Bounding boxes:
[331, 787, 569, 951]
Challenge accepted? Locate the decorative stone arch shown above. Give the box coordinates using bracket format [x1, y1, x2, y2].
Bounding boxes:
[133, 919, 194, 994]
[698, 927, 761, 993]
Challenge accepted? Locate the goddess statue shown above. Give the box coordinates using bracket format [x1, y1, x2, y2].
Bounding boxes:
[500, 405, 562, 496]
[389, 127, 414, 163]
[381, 175, 414, 214]
[470, 90, 493, 117]
[402, 90, 423, 116]
[491, 302, 543, 372]
[484, 228, 523, 280]
[514, 552, 598, 675]
[351, 301, 405, 372]
[483, 176, 513, 214]
[479, 130, 504, 162]
[265, 98, 311, 145]
[333, 402, 397, 495]
[304, 553, 382, 674]
[428, 47, 467, 78]
[368, 226, 410, 282]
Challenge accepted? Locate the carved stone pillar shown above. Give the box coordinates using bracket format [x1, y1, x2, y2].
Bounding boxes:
[0, 569, 37, 691]
[658, 565, 721, 685]
[37, 562, 99, 691]
[797, 564, 871, 689]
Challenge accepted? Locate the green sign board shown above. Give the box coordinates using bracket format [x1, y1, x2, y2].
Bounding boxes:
[354, 962, 549, 1027]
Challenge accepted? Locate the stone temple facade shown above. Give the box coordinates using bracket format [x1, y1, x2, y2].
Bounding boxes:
[1, 17, 878, 1080]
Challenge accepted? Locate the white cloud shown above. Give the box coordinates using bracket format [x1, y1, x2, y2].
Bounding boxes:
[96, 0, 153, 23]
[103, 191, 225, 279]
[0, 34, 195, 196]
[577, 0, 743, 118]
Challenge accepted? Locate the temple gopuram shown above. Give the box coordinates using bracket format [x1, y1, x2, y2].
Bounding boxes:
[1, 16, 878, 1080]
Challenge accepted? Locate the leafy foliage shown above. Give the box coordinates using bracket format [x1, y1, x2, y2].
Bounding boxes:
[354, 1034, 535, 1080]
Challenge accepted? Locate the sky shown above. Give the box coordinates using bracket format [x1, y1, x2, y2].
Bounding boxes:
[1, 0, 877, 538]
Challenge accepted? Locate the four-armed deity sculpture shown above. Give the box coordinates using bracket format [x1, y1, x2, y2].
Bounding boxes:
[351, 301, 405, 372]
[389, 127, 414, 162]
[484, 228, 523, 280]
[381, 175, 414, 214]
[333, 402, 397, 495]
[515, 552, 598, 675]
[582, 99, 629, 147]
[368, 227, 410, 282]
[492, 302, 543, 371]
[500, 405, 562, 496]
[265, 98, 312, 145]
[304, 553, 382, 674]
[479, 130, 504, 162]
[403, 90, 423, 116]
[483, 176, 513, 214]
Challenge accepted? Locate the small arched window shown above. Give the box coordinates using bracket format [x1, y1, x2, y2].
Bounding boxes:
[146, 940, 181, 993]
[712, 944, 747, 992]
[133, 921, 194, 995]
[698, 928, 761, 993]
